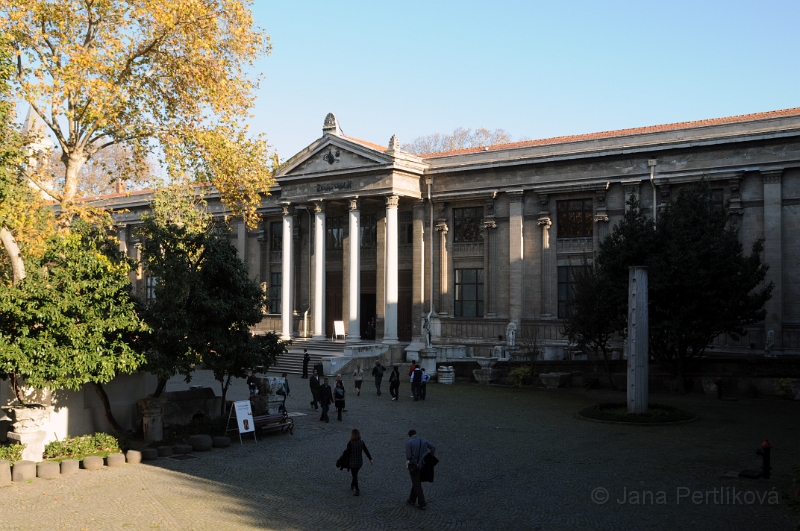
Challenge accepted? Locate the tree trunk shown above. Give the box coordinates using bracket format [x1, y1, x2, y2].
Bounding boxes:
[600, 347, 617, 391]
[220, 375, 232, 416]
[0, 226, 25, 285]
[10, 373, 25, 403]
[91, 382, 124, 434]
[153, 378, 167, 398]
[61, 150, 87, 205]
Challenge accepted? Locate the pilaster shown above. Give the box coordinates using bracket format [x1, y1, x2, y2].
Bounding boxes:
[383, 195, 400, 344]
[537, 194, 553, 318]
[483, 196, 498, 317]
[508, 190, 524, 323]
[280, 204, 294, 340]
[312, 202, 326, 340]
[762, 169, 783, 349]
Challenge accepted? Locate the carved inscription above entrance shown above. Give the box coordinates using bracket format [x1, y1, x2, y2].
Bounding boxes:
[316, 181, 352, 193]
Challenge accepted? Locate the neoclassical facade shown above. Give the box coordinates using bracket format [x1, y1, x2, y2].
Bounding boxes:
[107, 108, 800, 358]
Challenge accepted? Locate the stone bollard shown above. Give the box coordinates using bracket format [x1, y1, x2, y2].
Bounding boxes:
[37, 461, 60, 479]
[125, 450, 142, 464]
[188, 434, 213, 452]
[0, 459, 10, 487]
[12, 460, 36, 481]
[173, 444, 192, 455]
[106, 453, 126, 467]
[156, 446, 172, 458]
[82, 456, 104, 471]
[60, 459, 79, 475]
[141, 448, 158, 461]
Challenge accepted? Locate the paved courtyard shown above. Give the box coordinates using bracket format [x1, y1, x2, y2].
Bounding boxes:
[2, 371, 799, 530]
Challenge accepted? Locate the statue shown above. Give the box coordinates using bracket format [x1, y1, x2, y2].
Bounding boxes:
[506, 322, 517, 347]
[423, 314, 432, 349]
[765, 330, 775, 358]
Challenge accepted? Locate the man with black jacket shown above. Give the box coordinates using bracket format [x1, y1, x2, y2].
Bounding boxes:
[319, 378, 334, 423]
[309, 369, 320, 410]
[405, 429, 435, 510]
[302, 350, 310, 379]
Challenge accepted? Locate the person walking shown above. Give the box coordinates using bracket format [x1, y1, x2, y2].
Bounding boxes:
[405, 429, 435, 510]
[309, 369, 320, 410]
[389, 366, 400, 401]
[334, 380, 346, 421]
[411, 364, 422, 401]
[278, 372, 290, 412]
[371, 360, 385, 396]
[302, 349, 310, 379]
[247, 370, 259, 397]
[353, 365, 364, 397]
[420, 368, 429, 401]
[319, 378, 334, 423]
[408, 360, 417, 399]
[344, 429, 373, 496]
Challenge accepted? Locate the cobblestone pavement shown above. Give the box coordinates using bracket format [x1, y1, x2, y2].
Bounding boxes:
[2, 372, 799, 530]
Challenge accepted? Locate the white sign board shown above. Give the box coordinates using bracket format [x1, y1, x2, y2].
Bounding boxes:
[234, 400, 255, 433]
[333, 320, 345, 339]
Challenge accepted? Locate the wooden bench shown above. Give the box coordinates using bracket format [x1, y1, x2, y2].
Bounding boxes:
[253, 413, 294, 435]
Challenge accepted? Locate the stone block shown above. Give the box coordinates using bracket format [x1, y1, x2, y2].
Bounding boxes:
[173, 444, 192, 455]
[36, 461, 60, 479]
[156, 445, 172, 457]
[125, 450, 142, 464]
[188, 434, 213, 452]
[60, 459, 79, 475]
[82, 456, 104, 471]
[0, 459, 10, 487]
[12, 460, 36, 481]
[106, 453, 125, 467]
[141, 448, 158, 461]
[212, 436, 231, 448]
[539, 372, 571, 389]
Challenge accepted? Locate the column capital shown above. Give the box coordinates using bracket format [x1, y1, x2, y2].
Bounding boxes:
[314, 201, 325, 214]
[594, 214, 609, 223]
[281, 204, 292, 216]
[762, 169, 783, 184]
[482, 218, 497, 230]
[537, 216, 551, 228]
[508, 190, 524, 203]
[435, 220, 449, 233]
[385, 195, 400, 209]
[348, 197, 360, 211]
[412, 200, 427, 211]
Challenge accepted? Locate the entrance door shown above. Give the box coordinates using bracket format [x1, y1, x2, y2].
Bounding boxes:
[325, 271, 343, 339]
[398, 270, 412, 342]
[360, 270, 377, 340]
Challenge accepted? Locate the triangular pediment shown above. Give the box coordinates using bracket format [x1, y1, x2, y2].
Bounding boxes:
[278, 136, 392, 179]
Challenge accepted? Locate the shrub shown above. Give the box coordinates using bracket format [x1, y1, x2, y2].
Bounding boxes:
[773, 378, 793, 399]
[43, 433, 119, 459]
[0, 443, 25, 462]
[508, 366, 535, 387]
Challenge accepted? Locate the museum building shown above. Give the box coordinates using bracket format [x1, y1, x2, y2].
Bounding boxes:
[106, 108, 800, 359]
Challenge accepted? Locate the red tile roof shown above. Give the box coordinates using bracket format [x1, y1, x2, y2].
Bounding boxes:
[418, 107, 800, 159]
[343, 135, 387, 153]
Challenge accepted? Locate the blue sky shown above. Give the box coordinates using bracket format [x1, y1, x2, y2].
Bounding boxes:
[251, 1, 800, 159]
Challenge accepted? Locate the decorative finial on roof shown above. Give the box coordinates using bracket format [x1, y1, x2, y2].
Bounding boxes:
[388, 134, 399, 151]
[322, 113, 340, 136]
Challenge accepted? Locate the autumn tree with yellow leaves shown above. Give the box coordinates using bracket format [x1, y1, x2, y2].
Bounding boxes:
[2, 0, 273, 222]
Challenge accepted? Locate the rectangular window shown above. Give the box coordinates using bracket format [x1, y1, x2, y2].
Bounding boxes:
[454, 268, 484, 317]
[145, 276, 158, 306]
[269, 272, 282, 314]
[453, 207, 484, 242]
[360, 214, 377, 248]
[710, 188, 724, 211]
[326, 216, 343, 249]
[557, 266, 587, 318]
[557, 199, 593, 238]
[270, 221, 282, 251]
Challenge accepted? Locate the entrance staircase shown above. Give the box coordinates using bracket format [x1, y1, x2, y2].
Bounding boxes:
[264, 338, 351, 376]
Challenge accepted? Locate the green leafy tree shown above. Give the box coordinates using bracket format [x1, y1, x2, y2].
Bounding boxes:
[138, 187, 288, 404]
[648, 182, 772, 390]
[0, 222, 146, 431]
[569, 184, 772, 392]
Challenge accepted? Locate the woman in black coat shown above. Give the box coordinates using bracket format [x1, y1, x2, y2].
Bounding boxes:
[342, 429, 373, 496]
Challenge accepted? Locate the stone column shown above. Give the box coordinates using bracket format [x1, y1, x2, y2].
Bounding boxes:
[412, 201, 427, 339]
[280, 205, 294, 340]
[436, 216, 449, 316]
[117, 224, 127, 255]
[537, 194, 553, 318]
[593, 190, 609, 249]
[483, 216, 497, 317]
[508, 191, 524, 323]
[762, 170, 783, 349]
[236, 219, 246, 261]
[627, 266, 649, 414]
[383, 195, 399, 344]
[347, 198, 361, 341]
[312, 202, 326, 340]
